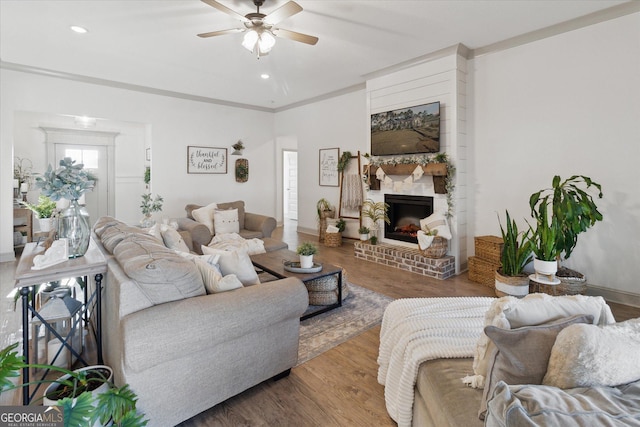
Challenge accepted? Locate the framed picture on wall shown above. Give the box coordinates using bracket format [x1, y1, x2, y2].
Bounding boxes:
[187, 146, 227, 174]
[319, 148, 340, 187]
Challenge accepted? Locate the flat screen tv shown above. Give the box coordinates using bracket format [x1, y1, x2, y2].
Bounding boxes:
[370, 101, 440, 156]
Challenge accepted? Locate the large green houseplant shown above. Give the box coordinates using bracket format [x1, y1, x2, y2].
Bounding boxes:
[0, 342, 147, 427]
[361, 199, 390, 238]
[495, 211, 533, 297]
[529, 175, 603, 281]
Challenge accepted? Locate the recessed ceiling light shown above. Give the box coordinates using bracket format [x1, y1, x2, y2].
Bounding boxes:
[260, 73, 270, 80]
[70, 25, 88, 34]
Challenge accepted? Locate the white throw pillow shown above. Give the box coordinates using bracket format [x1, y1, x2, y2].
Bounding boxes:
[191, 202, 218, 233]
[201, 245, 260, 286]
[419, 212, 452, 240]
[543, 318, 640, 389]
[161, 227, 190, 253]
[465, 293, 616, 389]
[145, 223, 163, 242]
[213, 208, 240, 235]
[190, 257, 243, 294]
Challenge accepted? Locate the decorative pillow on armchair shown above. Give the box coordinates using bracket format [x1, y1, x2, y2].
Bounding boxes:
[213, 208, 240, 234]
[191, 202, 217, 233]
[543, 317, 640, 389]
[479, 314, 594, 420]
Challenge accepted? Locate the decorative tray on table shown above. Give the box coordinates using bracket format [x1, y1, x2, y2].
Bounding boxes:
[283, 261, 323, 273]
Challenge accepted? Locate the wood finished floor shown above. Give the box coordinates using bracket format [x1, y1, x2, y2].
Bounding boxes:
[177, 221, 640, 426]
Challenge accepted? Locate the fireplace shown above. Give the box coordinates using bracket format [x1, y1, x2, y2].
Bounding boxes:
[384, 194, 434, 244]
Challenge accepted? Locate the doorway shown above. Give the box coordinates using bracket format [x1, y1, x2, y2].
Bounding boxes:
[283, 150, 298, 221]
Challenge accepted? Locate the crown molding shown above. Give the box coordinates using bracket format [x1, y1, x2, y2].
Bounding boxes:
[274, 83, 366, 113]
[470, 2, 640, 59]
[0, 60, 274, 113]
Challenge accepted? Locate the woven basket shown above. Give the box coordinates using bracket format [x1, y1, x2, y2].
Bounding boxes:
[324, 232, 342, 247]
[494, 270, 529, 298]
[474, 236, 504, 264]
[468, 256, 500, 288]
[318, 209, 335, 242]
[307, 269, 349, 305]
[421, 236, 448, 258]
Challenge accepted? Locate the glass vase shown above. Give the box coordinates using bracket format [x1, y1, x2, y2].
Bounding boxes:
[58, 199, 90, 258]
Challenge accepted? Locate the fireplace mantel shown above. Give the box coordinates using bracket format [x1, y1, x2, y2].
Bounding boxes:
[366, 163, 448, 193]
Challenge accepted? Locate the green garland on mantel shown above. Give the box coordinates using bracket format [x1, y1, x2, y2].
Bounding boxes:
[364, 152, 456, 219]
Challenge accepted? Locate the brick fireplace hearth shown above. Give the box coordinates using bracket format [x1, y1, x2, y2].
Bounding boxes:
[354, 241, 455, 280]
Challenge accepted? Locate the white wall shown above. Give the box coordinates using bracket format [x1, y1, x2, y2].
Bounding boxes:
[274, 90, 368, 238]
[469, 13, 640, 301]
[0, 69, 275, 261]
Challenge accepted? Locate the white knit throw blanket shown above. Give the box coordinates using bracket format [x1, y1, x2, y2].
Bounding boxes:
[377, 297, 494, 427]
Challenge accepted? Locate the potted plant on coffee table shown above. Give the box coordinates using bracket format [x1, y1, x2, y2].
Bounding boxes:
[529, 175, 603, 290]
[0, 342, 147, 426]
[296, 242, 318, 269]
[495, 211, 533, 298]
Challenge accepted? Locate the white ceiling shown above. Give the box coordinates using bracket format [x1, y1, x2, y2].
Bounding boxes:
[0, 0, 630, 110]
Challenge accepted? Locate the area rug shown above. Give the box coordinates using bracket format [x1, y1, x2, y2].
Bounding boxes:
[297, 283, 394, 366]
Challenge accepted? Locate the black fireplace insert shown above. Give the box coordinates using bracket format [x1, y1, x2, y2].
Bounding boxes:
[384, 194, 434, 244]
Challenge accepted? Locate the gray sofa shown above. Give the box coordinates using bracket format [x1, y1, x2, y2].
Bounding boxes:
[93, 217, 308, 426]
[176, 200, 285, 254]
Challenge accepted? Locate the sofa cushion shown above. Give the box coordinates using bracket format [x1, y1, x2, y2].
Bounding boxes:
[479, 314, 594, 420]
[543, 317, 640, 389]
[101, 224, 155, 254]
[217, 201, 245, 230]
[114, 239, 205, 305]
[213, 208, 240, 234]
[93, 216, 123, 238]
[201, 245, 260, 286]
[471, 294, 615, 388]
[191, 202, 217, 233]
[485, 380, 640, 427]
[161, 227, 190, 253]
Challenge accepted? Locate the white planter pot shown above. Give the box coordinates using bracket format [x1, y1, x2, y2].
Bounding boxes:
[359, 233, 369, 241]
[299, 255, 314, 269]
[38, 217, 53, 232]
[534, 258, 558, 276]
[43, 366, 113, 419]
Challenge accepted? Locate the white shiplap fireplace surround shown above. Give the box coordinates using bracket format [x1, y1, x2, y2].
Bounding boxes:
[363, 45, 469, 275]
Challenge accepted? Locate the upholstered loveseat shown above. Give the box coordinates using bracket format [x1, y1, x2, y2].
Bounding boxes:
[176, 200, 285, 254]
[379, 294, 640, 427]
[93, 217, 308, 426]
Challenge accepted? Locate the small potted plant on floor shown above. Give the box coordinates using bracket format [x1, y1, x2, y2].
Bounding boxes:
[21, 195, 57, 232]
[528, 197, 562, 282]
[296, 242, 318, 269]
[0, 342, 147, 426]
[495, 211, 533, 297]
[358, 226, 370, 241]
[361, 199, 390, 241]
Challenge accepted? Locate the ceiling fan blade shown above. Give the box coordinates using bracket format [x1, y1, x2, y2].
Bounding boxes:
[197, 28, 244, 38]
[201, 0, 249, 22]
[264, 1, 303, 25]
[274, 28, 318, 45]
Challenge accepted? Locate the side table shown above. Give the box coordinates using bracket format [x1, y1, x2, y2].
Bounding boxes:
[14, 237, 107, 404]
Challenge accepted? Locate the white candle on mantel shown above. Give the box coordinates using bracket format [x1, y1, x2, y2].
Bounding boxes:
[20, 183, 28, 193]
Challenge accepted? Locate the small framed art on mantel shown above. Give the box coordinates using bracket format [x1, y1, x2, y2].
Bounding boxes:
[319, 148, 340, 187]
[187, 146, 227, 174]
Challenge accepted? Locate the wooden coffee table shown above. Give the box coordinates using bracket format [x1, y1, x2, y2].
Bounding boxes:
[250, 249, 343, 320]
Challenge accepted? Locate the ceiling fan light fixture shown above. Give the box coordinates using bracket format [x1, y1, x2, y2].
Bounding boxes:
[258, 30, 276, 52]
[242, 30, 259, 51]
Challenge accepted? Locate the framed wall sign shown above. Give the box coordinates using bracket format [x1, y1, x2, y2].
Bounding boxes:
[319, 148, 340, 187]
[187, 146, 227, 174]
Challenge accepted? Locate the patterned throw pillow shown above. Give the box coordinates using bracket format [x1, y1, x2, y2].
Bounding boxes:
[213, 208, 240, 235]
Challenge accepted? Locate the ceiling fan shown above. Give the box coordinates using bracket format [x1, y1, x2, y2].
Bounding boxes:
[198, 0, 319, 57]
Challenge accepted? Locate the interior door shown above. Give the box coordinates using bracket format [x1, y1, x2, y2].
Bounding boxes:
[283, 150, 298, 220]
[55, 144, 108, 225]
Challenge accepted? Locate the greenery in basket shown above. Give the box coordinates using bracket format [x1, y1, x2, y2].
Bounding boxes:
[21, 195, 57, 219]
[316, 198, 333, 218]
[498, 210, 533, 276]
[0, 342, 148, 427]
[529, 175, 603, 262]
[140, 193, 163, 215]
[358, 226, 370, 234]
[335, 218, 346, 233]
[36, 157, 95, 201]
[296, 242, 318, 256]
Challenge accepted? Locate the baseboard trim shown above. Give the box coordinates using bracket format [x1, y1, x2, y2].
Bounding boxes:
[0, 252, 16, 263]
[297, 226, 318, 237]
[587, 285, 640, 309]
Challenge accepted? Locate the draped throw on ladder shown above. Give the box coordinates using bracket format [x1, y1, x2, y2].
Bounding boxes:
[341, 173, 363, 210]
